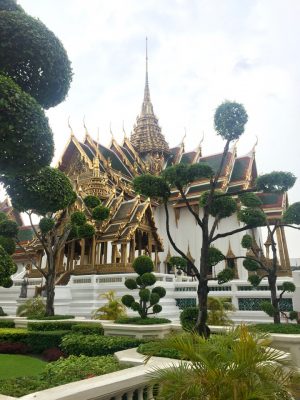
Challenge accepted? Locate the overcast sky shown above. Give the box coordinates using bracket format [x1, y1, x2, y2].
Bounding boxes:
[12, 0, 300, 256]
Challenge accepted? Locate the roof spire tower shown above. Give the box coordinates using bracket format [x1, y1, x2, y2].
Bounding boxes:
[130, 38, 169, 156]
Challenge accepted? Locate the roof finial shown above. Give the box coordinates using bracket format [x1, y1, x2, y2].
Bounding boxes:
[142, 37, 152, 109]
[110, 122, 114, 139]
[68, 116, 74, 137]
[253, 135, 258, 153]
[122, 120, 127, 140]
[83, 115, 89, 138]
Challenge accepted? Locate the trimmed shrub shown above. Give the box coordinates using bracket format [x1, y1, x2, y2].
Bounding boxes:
[71, 323, 104, 335]
[0, 342, 29, 354]
[138, 341, 180, 359]
[0, 328, 28, 343]
[180, 307, 198, 331]
[26, 331, 70, 353]
[254, 323, 300, 334]
[0, 376, 48, 398]
[27, 314, 75, 320]
[28, 321, 75, 331]
[42, 347, 65, 362]
[61, 334, 145, 356]
[115, 317, 171, 325]
[0, 320, 14, 328]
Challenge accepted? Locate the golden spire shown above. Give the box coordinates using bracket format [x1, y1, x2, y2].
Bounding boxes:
[68, 116, 74, 137]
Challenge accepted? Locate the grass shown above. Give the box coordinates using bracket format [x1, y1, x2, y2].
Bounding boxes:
[0, 354, 46, 379]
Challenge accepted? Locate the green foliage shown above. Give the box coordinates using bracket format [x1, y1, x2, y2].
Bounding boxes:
[139, 288, 151, 301]
[77, 223, 95, 238]
[208, 247, 225, 267]
[180, 307, 198, 331]
[132, 255, 154, 275]
[152, 286, 166, 298]
[138, 341, 181, 359]
[0, 219, 18, 237]
[39, 217, 55, 234]
[114, 316, 171, 325]
[27, 321, 76, 331]
[169, 256, 187, 271]
[133, 174, 170, 199]
[122, 256, 164, 318]
[0, 0, 24, 11]
[41, 355, 120, 385]
[281, 281, 296, 293]
[199, 191, 237, 218]
[93, 290, 126, 320]
[92, 205, 110, 221]
[241, 234, 253, 249]
[248, 274, 262, 287]
[60, 334, 144, 356]
[125, 278, 138, 290]
[0, 212, 7, 222]
[0, 328, 28, 343]
[256, 171, 296, 193]
[70, 211, 86, 226]
[207, 297, 234, 326]
[0, 11, 72, 108]
[217, 268, 235, 284]
[140, 272, 156, 286]
[283, 202, 300, 225]
[243, 258, 260, 271]
[26, 330, 69, 353]
[83, 195, 101, 209]
[16, 297, 46, 318]
[27, 314, 74, 320]
[0, 236, 15, 255]
[0, 75, 53, 176]
[0, 376, 48, 398]
[152, 304, 162, 314]
[0, 245, 16, 287]
[162, 163, 213, 188]
[150, 326, 298, 399]
[121, 294, 135, 307]
[214, 101, 248, 141]
[289, 311, 298, 321]
[239, 192, 262, 207]
[71, 323, 104, 335]
[255, 323, 300, 334]
[238, 207, 266, 227]
[5, 167, 76, 215]
[0, 320, 14, 328]
[260, 301, 276, 317]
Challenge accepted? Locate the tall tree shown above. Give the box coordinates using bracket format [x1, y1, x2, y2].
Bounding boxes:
[0, 211, 18, 288]
[0, 0, 72, 177]
[4, 167, 110, 315]
[134, 101, 297, 336]
[235, 173, 300, 323]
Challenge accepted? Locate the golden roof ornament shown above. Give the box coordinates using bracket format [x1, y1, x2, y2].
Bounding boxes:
[130, 38, 169, 155]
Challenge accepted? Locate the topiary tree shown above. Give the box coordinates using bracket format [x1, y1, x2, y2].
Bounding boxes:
[121, 256, 166, 318]
[0, 212, 18, 288]
[0, 2, 72, 178]
[4, 169, 110, 316]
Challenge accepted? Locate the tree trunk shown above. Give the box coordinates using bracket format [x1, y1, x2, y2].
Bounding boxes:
[195, 231, 210, 338]
[45, 252, 56, 316]
[268, 274, 280, 324]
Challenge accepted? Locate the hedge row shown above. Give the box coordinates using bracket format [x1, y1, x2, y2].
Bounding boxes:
[254, 323, 300, 334]
[0, 320, 14, 328]
[0, 329, 69, 353]
[27, 315, 75, 320]
[61, 334, 145, 356]
[27, 321, 104, 335]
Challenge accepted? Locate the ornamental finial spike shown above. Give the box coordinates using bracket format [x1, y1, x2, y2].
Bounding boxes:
[68, 116, 74, 136]
[83, 116, 89, 138]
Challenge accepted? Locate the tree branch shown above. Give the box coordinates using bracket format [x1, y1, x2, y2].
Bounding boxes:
[210, 225, 252, 243]
[178, 186, 203, 228]
[226, 255, 269, 272]
[209, 216, 220, 242]
[164, 201, 200, 279]
[279, 224, 300, 231]
[27, 212, 49, 256]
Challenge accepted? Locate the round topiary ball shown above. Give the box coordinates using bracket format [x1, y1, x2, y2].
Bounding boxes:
[2, 277, 13, 288]
[131, 302, 141, 312]
[243, 258, 259, 271]
[39, 217, 55, 234]
[140, 272, 156, 287]
[180, 307, 198, 331]
[78, 224, 95, 239]
[84, 195, 101, 209]
[152, 304, 162, 314]
[139, 288, 150, 302]
[0, 11, 72, 108]
[150, 293, 160, 305]
[0, 219, 18, 238]
[71, 211, 87, 227]
[68, 225, 78, 240]
[152, 286, 166, 298]
[121, 294, 135, 307]
[0, 75, 54, 176]
[214, 101, 248, 141]
[125, 279, 138, 290]
[132, 256, 154, 276]
[0, 236, 15, 255]
[92, 205, 110, 221]
[241, 234, 253, 249]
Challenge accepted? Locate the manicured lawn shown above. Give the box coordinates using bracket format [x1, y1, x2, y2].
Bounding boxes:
[0, 354, 46, 379]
